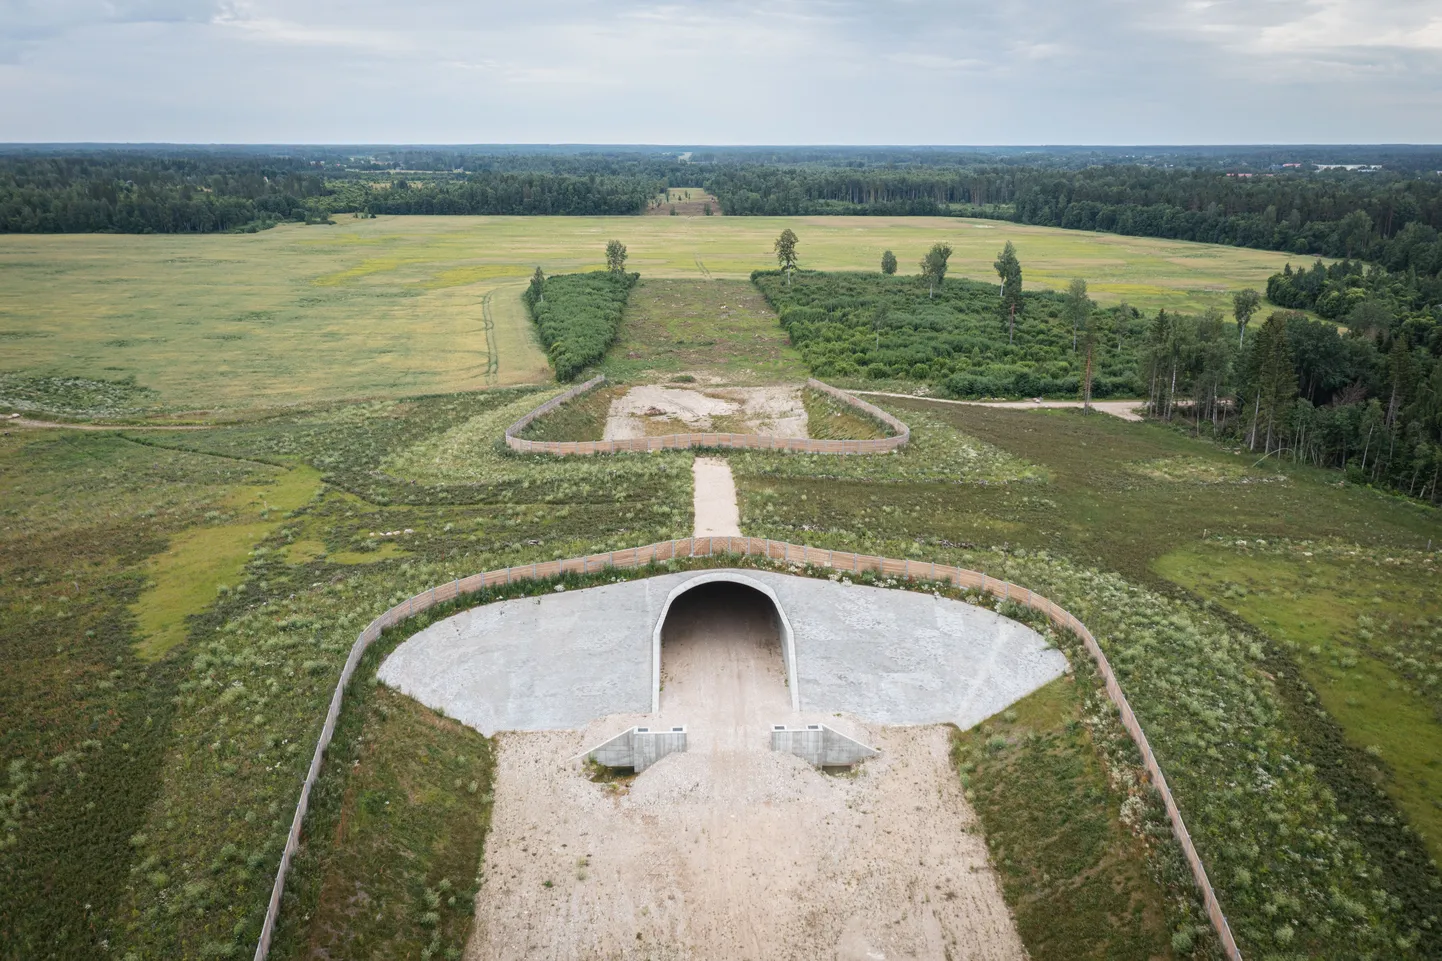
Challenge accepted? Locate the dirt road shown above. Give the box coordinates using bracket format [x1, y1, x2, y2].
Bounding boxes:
[692, 457, 742, 539]
[851, 390, 1144, 422]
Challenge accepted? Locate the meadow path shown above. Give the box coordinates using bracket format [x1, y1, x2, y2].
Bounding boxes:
[851, 390, 1145, 421]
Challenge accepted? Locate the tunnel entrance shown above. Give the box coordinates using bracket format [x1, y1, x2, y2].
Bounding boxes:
[655, 579, 795, 750]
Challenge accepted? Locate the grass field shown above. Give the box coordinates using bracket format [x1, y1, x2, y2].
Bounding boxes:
[597, 277, 808, 384]
[0, 216, 1303, 414]
[1156, 542, 1442, 864]
[6, 220, 1435, 960]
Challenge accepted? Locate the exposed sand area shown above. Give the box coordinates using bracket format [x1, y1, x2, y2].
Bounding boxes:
[603, 385, 808, 440]
[465, 585, 1026, 961]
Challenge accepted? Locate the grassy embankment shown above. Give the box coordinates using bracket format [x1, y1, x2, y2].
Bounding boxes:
[0, 386, 697, 960]
[0, 216, 1298, 416]
[730, 398, 1442, 959]
[1157, 542, 1442, 864]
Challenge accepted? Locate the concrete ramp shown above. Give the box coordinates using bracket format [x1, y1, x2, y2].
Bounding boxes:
[771, 724, 877, 767]
[583, 725, 688, 772]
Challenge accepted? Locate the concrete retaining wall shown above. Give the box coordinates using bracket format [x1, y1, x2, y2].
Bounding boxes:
[585, 726, 688, 772]
[771, 724, 877, 767]
[253, 536, 1242, 961]
[503, 376, 910, 455]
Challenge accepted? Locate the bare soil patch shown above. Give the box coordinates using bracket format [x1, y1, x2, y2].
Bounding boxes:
[603, 385, 807, 440]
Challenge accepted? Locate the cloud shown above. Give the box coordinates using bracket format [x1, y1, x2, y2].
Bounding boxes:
[0, 0, 1438, 142]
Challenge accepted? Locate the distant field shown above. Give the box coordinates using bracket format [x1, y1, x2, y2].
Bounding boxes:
[0, 215, 1302, 412]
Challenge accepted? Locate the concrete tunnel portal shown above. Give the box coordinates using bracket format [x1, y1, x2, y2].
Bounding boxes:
[377, 568, 1069, 736]
[651, 572, 800, 715]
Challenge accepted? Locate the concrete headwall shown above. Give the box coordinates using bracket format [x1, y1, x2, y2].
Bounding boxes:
[771, 724, 877, 767]
[586, 726, 688, 772]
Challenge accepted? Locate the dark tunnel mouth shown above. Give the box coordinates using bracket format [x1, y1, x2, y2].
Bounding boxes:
[658, 580, 783, 649]
[650, 573, 799, 713]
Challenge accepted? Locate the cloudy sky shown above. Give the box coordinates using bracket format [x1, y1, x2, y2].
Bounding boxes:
[1, 0, 1440, 144]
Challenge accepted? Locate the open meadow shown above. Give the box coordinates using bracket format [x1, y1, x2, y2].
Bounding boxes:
[3, 227, 1440, 961]
[0, 215, 1304, 416]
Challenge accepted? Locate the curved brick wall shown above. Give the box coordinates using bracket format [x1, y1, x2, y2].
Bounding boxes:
[254, 537, 1241, 961]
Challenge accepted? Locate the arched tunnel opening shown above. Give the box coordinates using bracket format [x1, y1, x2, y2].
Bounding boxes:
[657, 580, 793, 748]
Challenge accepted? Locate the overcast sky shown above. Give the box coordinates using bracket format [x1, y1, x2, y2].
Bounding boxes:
[1, 0, 1440, 144]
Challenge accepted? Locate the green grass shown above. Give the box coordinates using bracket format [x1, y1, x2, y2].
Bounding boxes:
[1156, 542, 1442, 865]
[516, 384, 620, 443]
[269, 685, 495, 961]
[597, 277, 808, 384]
[953, 676, 1194, 960]
[132, 465, 324, 659]
[0, 216, 1300, 413]
[0, 385, 700, 959]
[801, 387, 889, 440]
[0, 429, 273, 960]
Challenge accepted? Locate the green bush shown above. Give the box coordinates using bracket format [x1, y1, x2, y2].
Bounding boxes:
[523, 271, 638, 381]
[752, 270, 1143, 398]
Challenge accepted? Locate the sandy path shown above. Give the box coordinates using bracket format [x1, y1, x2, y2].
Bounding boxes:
[466, 585, 1026, 961]
[692, 457, 741, 538]
[851, 390, 1144, 422]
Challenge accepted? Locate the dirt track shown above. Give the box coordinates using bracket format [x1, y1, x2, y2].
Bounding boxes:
[466, 585, 1026, 961]
[851, 390, 1144, 421]
[692, 458, 741, 538]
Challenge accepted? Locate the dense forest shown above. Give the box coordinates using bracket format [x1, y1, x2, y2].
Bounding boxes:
[0, 154, 332, 233]
[0, 152, 669, 232]
[1143, 305, 1442, 502]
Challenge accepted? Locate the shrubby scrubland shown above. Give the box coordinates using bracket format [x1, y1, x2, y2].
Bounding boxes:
[523, 270, 639, 382]
[752, 269, 1143, 398]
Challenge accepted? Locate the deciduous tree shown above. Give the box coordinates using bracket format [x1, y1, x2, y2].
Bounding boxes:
[1232, 288, 1261, 347]
[1062, 278, 1091, 352]
[919, 243, 952, 298]
[605, 240, 628, 273]
[774, 228, 799, 285]
[994, 241, 1023, 344]
[880, 250, 897, 275]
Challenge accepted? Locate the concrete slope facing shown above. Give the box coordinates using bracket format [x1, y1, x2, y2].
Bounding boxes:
[378, 568, 1067, 735]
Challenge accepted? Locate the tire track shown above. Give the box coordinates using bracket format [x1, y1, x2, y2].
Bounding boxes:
[481, 290, 499, 385]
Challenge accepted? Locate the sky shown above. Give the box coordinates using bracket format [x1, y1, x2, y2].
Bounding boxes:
[1, 0, 1440, 144]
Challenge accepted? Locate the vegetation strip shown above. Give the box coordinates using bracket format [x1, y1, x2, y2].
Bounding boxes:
[254, 536, 1240, 961]
[504, 375, 910, 455]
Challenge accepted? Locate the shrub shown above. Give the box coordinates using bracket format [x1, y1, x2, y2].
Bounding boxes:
[522, 271, 639, 381]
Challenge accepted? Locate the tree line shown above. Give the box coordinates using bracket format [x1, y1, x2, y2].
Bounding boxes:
[0, 154, 332, 233]
[523, 242, 634, 381]
[0, 154, 668, 233]
[1143, 303, 1442, 502]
